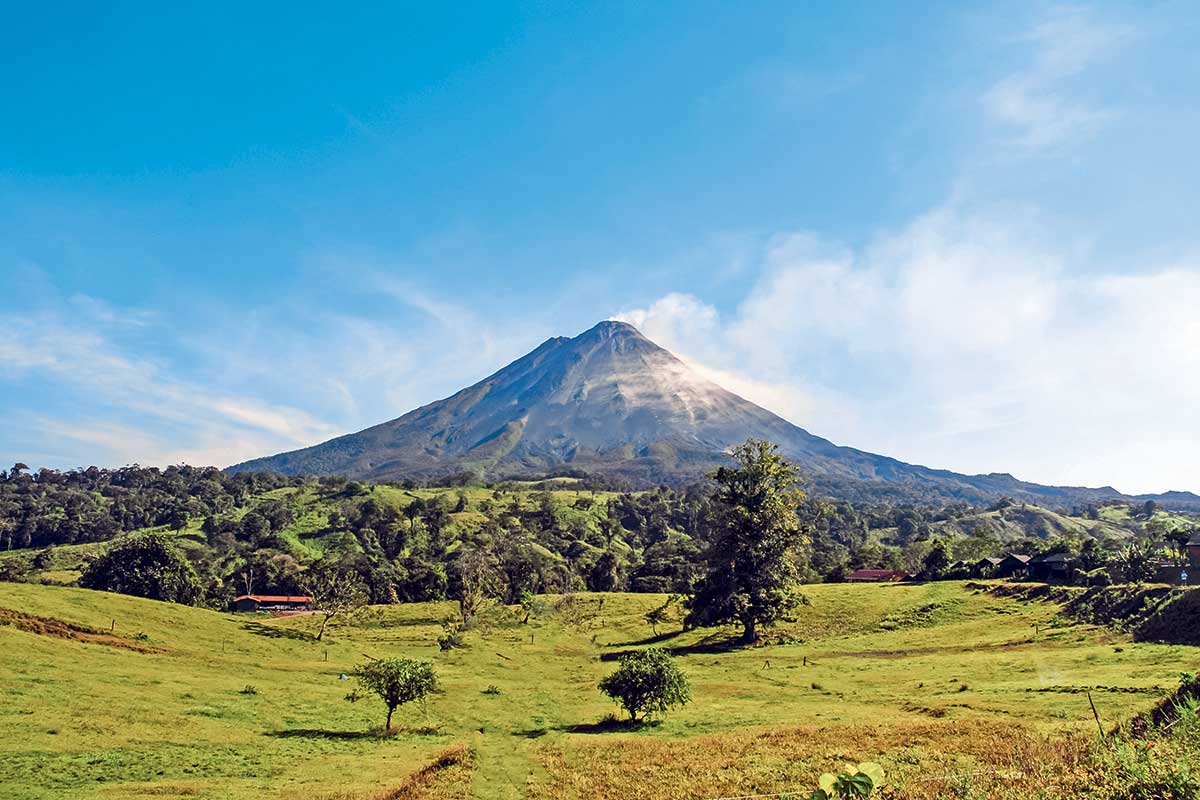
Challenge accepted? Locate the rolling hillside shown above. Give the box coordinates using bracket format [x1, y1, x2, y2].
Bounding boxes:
[2, 581, 1196, 799]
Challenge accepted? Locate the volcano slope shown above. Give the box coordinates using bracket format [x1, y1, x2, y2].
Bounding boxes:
[231, 320, 1199, 509]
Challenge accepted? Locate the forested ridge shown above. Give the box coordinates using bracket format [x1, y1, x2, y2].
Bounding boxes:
[0, 461, 1194, 610]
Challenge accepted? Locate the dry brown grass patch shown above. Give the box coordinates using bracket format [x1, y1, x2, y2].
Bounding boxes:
[0, 607, 166, 653]
[531, 720, 1098, 800]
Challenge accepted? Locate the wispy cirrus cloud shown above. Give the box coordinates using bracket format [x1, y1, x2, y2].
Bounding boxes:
[982, 4, 1133, 153]
[0, 296, 340, 467]
[0, 256, 554, 470]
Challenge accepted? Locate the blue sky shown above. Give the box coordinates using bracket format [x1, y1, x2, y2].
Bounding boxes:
[2, 2, 1198, 493]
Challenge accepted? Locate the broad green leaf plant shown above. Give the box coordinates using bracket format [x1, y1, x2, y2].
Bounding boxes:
[807, 762, 885, 800]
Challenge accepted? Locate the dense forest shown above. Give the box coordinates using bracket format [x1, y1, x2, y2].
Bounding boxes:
[0, 461, 1194, 610]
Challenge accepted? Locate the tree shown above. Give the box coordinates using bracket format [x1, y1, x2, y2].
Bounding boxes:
[645, 595, 678, 635]
[349, 658, 437, 730]
[1163, 527, 1194, 566]
[1078, 538, 1111, 571]
[599, 647, 691, 722]
[167, 506, 190, 532]
[1117, 540, 1158, 585]
[588, 549, 625, 592]
[303, 564, 368, 641]
[518, 589, 544, 624]
[79, 532, 202, 604]
[920, 539, 951, 581]
[685, 439, 809, 644]
[453, 542, 502, 624]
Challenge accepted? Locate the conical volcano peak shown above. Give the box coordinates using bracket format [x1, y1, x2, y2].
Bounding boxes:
[590, 319, 643, 336]
[227, 320, 1190, 509]
[568, 319, 664, 359]
[575, 318, 651, 344]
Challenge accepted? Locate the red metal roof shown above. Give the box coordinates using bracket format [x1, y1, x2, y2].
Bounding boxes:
[233, 595, 312, 603]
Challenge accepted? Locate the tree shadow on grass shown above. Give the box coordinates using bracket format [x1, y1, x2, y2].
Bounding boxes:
[605, 630, 684, 648]
[266, 725, 443, 740]
[598, 633, 742, 661]
[557, 717, 661, 734]
[512, 726, 551, 739]
[240, 621, 314, 642]
[265, 728, 379, 740]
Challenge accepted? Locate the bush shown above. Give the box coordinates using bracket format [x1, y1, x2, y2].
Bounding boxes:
[79, 532, 202, 605]
[438, 620, 465, 651]
[598, 648, 691, 722]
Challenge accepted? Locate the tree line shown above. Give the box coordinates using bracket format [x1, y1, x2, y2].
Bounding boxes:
[2, 451, 1193, 619]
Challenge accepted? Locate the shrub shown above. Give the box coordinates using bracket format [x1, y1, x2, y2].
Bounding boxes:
[438, 620, 465, 651]
[598, 648, 691, 722]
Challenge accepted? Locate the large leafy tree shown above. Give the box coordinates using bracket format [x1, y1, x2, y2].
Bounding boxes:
[685, 439, 809, 644]
[79, 532, 203, 605]
[920, 539, 951, 580]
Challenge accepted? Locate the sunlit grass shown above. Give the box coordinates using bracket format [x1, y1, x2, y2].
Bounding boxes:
[0, 581, 1194, 799]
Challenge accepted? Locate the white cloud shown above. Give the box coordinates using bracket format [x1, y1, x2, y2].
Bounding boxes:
[617, 209, 1200, 494]
[982, 4, 1131, 153]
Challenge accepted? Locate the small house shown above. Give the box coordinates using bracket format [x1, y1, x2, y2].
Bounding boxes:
[1187, 531, 1200, 568]
[846, 569, 910, 583]
[994, 554, 1031, 578]
[232, 595, 313, 613]
[972, 556, 1004, 577]
[1027, 552, 1074, 582]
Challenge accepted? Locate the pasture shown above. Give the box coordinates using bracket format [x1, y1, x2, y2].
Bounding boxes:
[1, 581, 1194, 799]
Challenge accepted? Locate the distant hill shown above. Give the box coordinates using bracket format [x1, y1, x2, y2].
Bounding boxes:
[231, 320, 1200, 509]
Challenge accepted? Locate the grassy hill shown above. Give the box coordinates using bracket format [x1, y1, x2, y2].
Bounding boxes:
[2, 581, 1196, 799]
[928, 504, 1134, 543]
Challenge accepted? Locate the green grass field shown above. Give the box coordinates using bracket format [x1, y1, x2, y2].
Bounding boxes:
[1, 581, 1195, 800]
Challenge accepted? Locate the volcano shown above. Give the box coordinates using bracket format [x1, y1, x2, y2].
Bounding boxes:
[230, 320, 1197, 507]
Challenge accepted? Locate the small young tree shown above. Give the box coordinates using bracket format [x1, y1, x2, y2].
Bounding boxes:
[644, 595, 678, 636]
[518, 589, 545, 624]
[349, 658, 437, 731]
[599, 648, 691, 722]
[303, 564, 368, 641]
